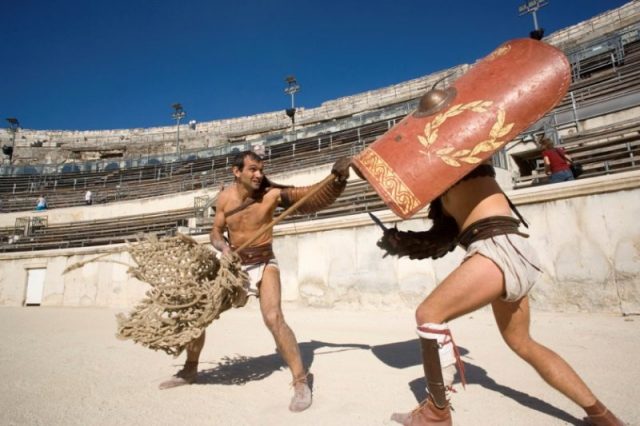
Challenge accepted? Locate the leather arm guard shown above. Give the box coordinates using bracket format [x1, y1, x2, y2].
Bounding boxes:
[280, 177, 347, 215]
[376, 198, 459, 260]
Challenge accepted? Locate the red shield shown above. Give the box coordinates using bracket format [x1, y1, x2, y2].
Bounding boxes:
[352, 38, 571, 219]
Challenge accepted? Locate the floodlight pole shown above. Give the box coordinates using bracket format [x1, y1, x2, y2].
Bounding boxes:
[5, 117, 20, 164]
[284, 75, 300, 133]
[171, 103, 186, 156]
[518, 0, 548, 31]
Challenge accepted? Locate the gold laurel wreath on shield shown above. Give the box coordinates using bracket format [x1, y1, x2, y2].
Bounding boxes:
[418, 100, 514, 167]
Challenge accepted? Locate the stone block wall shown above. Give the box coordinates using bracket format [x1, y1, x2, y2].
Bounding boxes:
[1, 170, 638, 314]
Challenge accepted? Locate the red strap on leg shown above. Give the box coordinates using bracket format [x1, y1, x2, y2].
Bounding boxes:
[417, 325, 467, 389]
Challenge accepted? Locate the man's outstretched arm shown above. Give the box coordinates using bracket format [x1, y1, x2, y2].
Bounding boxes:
[278, 157, 351, 214]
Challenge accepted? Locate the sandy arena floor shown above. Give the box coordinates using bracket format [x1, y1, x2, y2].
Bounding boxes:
[0, 304, 637, 425]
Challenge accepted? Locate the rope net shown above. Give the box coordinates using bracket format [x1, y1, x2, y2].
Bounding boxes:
[115, 234, 248, 357]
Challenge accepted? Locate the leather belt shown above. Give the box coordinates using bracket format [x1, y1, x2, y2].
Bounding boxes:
[457, 216, 528, 250]
[234, 243, 275, 265]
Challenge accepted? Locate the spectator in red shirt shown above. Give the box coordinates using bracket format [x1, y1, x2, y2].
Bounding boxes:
[541, 137, 574, 183]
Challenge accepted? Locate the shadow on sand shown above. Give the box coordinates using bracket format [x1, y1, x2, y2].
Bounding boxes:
[181, 337, 581, 424]
[195, 340, 370, 386]
[371, 339, 583, 425]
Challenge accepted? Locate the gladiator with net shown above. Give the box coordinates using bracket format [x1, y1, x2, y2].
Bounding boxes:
[156, 150, 350, 413]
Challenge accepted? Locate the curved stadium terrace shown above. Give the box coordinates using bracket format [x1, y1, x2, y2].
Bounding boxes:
[0, 2, 639, 315]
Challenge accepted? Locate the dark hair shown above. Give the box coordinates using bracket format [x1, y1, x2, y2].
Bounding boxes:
[232, 150, 263, 171]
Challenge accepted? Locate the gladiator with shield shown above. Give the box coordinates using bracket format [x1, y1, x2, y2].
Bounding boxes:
[353, 39, 624, 425]
[159, 150, 350, 413]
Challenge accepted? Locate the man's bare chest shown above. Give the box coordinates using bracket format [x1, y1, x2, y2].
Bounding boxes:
[225, 198, 275, 228]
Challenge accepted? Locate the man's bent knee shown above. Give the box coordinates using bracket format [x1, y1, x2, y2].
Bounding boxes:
[263, 310, 285, 331]
[505, 335, 536, 359]
[415, 303, 446, 325]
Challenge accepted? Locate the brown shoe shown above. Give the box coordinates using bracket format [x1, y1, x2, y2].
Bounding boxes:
[584, 411, 625, 426]
[391, 396, 452, 426]
[158, 362, 198, 390]
[289, 373, 313, 412]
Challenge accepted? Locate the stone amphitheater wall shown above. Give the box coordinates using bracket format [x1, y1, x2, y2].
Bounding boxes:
[1, 68, 461, 162]
[1, 170, 638, 314]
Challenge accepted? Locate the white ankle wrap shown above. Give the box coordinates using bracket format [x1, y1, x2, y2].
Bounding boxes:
[417, 322, 466, 389]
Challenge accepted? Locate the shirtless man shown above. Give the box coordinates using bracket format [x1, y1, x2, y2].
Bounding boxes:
[377, 163, 624, 425]
[159, 150, 350, 413]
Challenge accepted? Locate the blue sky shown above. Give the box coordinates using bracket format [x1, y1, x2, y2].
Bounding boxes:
[0, 1, 629, 131]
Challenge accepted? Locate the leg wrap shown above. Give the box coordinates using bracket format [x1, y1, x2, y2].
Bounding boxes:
[418, 336, 449, 410]
[417, 323, 467, 393]
[279, 178, 346, 214]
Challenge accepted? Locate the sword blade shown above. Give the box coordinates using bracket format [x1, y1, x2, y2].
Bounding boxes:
[368, 212, 388, 231]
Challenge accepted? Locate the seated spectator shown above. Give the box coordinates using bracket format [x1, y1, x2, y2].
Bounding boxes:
[540, 137, 573, 184]
[35, 195, 48, 211]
